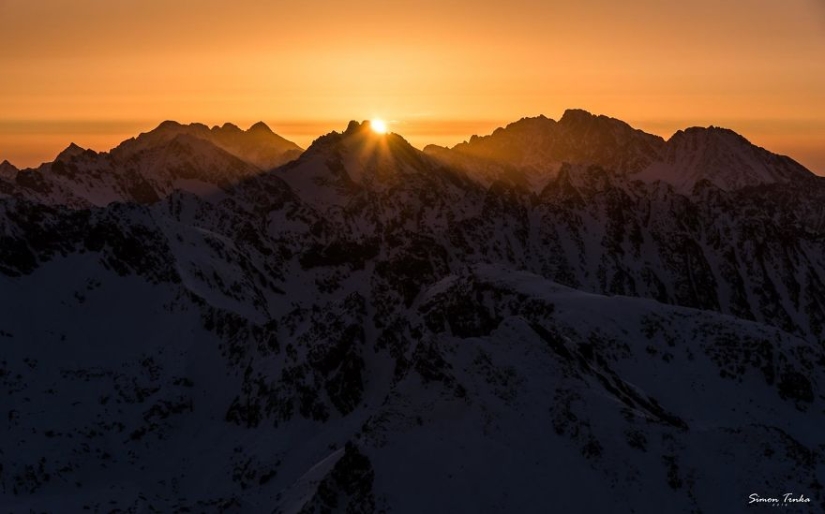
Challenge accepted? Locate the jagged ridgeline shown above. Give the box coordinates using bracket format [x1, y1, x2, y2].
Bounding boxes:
[1, 112, 823, 513]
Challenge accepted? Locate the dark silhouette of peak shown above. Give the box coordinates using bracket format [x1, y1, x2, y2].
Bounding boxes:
[440, 111, 816, 192]
[669, 125, 752, 147]
[281, 120, 474, 211]
[151, 120, 209, 136]
[345, 120, 361, 133]
[343, 120, 376, 135]
[558, 109, 662, 145]
[338, 119, 392, 137]
[248, 121, 274, 134]
[211, 123, 244, 135]
[113, 119, 303, 170]
[303, 124, 360, 155]
[508, 114, 553, 129]
[665, 125, 795, 168]
[304, 121, 415, 161]
[560, 109, 636, 135]
[305, 121, 422, 168]
[558, 108, 653, 134]
[0, 159, 18, 178]
[156, 120, 183, 131]
[422, 144, 449, 154]
[559, 108, 593, 123]
[442, 110, 664, 177]
[443, 110, 814, 191]
[140, 120, 202, 141]
[637, 123, 815, 191]
[478, 115, 556, 142]
[55, 142, 87, 163]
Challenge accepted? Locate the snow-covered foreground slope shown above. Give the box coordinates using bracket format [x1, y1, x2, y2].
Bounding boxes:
[1, 116, 824, 512]
[2, 260, 823, 512]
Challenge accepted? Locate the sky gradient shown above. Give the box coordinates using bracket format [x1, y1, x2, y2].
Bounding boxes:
[1, 0, 823, 172]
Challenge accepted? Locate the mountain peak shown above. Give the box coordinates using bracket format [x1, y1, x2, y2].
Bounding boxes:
[559, 108, 596, 123]
[637, 124, 814, 191]
[216, 122, 242, 133]
[55, 142, 87, 163]
[150, 120, 209, 134]
[305, 120, 399, 156]
[156, 120, 183, 131]
[0, 159, 18, 178]
[344, 120, 374, 135]
[558, 109, 641, 136]
[671, 125, 750, 145]
[281, 120, 469, 213]
[437, 109, 664, 183]
[112, 120, 302, 171]
[248, 121, 274, 134]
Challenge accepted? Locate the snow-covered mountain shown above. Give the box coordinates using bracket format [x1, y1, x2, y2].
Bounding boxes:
[636, 126, 813, 192]
[1, 114, 824, 513]
[0, 121, 303, 208]
[113, 120, 303, 171]
[426, 109, 815, 193]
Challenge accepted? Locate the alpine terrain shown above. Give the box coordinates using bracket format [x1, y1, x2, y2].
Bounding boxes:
[1, 112, 824, 513]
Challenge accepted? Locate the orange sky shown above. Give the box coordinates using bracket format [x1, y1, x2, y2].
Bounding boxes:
[1, 0, 824, 172]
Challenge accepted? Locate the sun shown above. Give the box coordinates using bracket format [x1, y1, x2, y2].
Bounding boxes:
[370, 118, 388, 134]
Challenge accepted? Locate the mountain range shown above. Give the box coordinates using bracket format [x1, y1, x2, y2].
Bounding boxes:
[1, 111, 823, 513]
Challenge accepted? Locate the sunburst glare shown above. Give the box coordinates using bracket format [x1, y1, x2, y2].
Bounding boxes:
[370, 119, 388, 134]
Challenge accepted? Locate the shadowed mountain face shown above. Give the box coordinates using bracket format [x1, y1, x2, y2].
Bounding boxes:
[1, 113, 824, 513]
[435, 110, 665, 174]
[0, 160, 18, 180]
